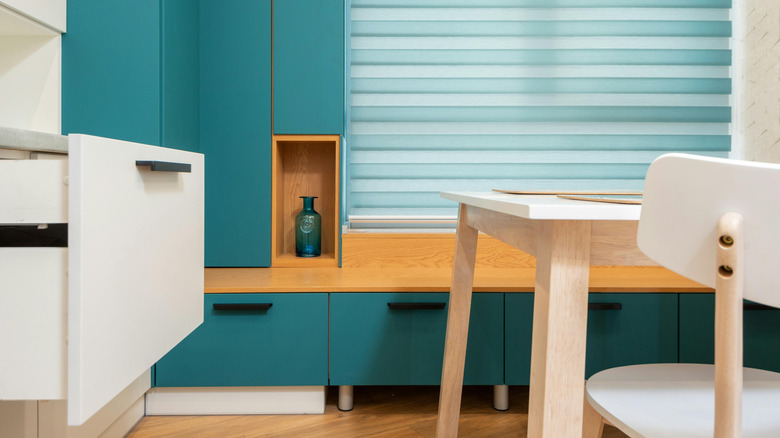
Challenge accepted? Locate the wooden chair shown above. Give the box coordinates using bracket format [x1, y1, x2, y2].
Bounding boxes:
[584, 153, 780, 438]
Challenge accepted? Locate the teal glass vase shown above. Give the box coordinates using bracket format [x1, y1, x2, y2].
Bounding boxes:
[295, 196, 321, 257]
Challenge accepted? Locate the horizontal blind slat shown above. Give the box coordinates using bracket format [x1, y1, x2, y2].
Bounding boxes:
[351, 65, 730, 78]
[351, 78, 731, 94]
[351, 93, 730, 107]
[350, 135, 731, 151]
[351, 21, 731, 37]
[352, 8, 730, 21]
[352, 0, 731, 8]
[351, 49, 732, 66]
[351, 36, 730, 50]
[352, 122, 730, 135]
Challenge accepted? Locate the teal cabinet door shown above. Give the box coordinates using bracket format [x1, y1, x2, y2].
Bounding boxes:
[156, 293, 328, 387]
[273, 0, 344, 134]
[680, 294, 780, 371]
[504, 294, 534, 385]
[63, 0, 198, 151]
[200, 0, 272, 267]
[63, 0, 162, 145]
[161, 0, 199, 152]
[506, 293, 678, 384]
[330, 293, 503, 385]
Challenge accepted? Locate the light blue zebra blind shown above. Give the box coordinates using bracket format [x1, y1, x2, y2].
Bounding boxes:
[348, 0, 732, 223]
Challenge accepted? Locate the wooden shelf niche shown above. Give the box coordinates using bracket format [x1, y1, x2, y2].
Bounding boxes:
[272, 135, 340, 267]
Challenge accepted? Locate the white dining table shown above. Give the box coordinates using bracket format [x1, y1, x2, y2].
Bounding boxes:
[434, 191, 653, 438]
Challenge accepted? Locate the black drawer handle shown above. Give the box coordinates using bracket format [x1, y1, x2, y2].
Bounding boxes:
[588, 303, 622, 311]
[744, 303, 776, 311]
[213, 303, 273, 311]
[136, 160, 191, 173]
[388, 302, 446, 310]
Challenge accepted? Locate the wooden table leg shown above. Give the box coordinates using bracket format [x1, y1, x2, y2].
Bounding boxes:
[527, 220, 592, 438]
[436, 204, 479, 438]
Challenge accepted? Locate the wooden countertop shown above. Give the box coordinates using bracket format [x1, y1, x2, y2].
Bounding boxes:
[204, 266, 711, 294]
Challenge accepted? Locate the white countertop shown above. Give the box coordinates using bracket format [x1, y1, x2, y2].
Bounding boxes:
[441, 191, 641, 221]
[0, 126, 68, 154]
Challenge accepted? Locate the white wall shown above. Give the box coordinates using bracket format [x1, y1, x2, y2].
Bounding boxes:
[738, 0, 780, 163]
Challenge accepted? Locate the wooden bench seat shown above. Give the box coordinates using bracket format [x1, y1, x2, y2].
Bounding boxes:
[204, 266, 710, 293]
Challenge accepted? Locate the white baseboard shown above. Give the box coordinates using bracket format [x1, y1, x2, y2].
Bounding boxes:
[145, 386, 327, 415]
[38, 369, 150, 438]
[98, 396, 144, 438]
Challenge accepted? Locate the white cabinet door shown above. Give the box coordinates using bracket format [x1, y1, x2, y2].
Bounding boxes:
[68, 135, 204, 425]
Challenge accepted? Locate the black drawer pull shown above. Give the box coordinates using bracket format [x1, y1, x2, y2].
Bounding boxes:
[213, 303, 273, 311]
[136, 160, 192, 173]
[588, 303, 622, 311]
[744, 303, 776, 311]
[388, 302, 446, 310]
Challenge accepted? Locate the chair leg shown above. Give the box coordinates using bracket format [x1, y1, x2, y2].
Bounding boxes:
[583, 391, 605, 438]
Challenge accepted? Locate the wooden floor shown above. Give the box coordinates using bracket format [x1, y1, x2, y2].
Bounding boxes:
[127, 386, 629, 438]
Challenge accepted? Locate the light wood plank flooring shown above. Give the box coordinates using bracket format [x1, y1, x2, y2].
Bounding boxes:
[127, 386, 628, 438]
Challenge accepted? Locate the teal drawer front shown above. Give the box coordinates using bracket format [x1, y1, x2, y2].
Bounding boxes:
[273, 0, 344, 134]
[330, 293, 503, 385]
[506, 293, 678, 384]
[156, 293, 328, 387]
[680, 294, 780, 372]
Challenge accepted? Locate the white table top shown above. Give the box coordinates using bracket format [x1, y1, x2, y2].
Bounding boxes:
[441, 191, 641, 221]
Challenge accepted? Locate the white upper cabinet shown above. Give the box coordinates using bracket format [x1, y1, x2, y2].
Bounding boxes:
[0, 1, 64, 134]
[0, 0, 66, 33]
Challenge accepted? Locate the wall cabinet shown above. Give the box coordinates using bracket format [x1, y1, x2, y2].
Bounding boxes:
[156, 293, 329, 387]
[0, 3, 63, 134]
[680, 294, 780, 372]
[200, 0, 272, 267]
[273, 0, 344, 135]
[505, 293, 678, 384]
[330, 293, 503, 385]
[62, 0, 198, 152]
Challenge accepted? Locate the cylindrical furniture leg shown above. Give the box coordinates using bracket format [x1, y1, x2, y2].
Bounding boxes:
[338, 385, 354, 411]
[493, 385, 509, 411]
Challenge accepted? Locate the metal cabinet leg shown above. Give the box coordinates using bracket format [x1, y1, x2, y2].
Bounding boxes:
[338, 385, 354, 411]
[493, 385, 509, 411]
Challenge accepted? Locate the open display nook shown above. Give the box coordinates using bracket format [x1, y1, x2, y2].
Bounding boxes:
[271, 135, 340, 267]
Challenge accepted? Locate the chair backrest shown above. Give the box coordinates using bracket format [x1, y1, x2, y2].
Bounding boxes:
[637, 153, 780, 308]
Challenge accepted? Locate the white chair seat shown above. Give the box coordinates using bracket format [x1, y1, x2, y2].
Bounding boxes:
[586, 363, 780, 438]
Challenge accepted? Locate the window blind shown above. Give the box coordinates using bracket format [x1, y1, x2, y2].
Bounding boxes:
[347, 0, 732, 225]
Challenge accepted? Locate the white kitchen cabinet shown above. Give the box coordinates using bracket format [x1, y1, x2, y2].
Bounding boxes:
[0, 134, 204, 427]
[0, 0, 66, 32]
[0, 2, 63, 134]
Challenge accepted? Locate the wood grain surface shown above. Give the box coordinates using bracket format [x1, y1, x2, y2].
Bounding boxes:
[127, 386, 630, 438]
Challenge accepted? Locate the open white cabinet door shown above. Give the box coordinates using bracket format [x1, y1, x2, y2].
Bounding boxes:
[68, 135, 204, 425]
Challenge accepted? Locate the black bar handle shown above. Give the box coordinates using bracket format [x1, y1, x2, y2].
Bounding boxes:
[744, 303, 776, 311]
[388, 302, 446, 310]
[136, 160, 191, 173]
[588, 303, 622, 311]
[213, 303, 273, 311]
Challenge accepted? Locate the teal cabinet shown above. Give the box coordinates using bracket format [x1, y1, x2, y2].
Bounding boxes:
[505, 293, 678, 384]
[161, 0, 200, 152]
[156, 293, 328, 387]
[63, 0, 199, 152]
[63, 0, 162, 145]
[330, 293, 503, 385]
[504, 294, 533, 385]
[200, 0, 272, 267]
[680, 294, 780, 372]
[273, 0, 344, 134]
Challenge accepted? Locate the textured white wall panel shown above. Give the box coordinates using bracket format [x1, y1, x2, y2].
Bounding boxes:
[739, 0, 780, 163]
